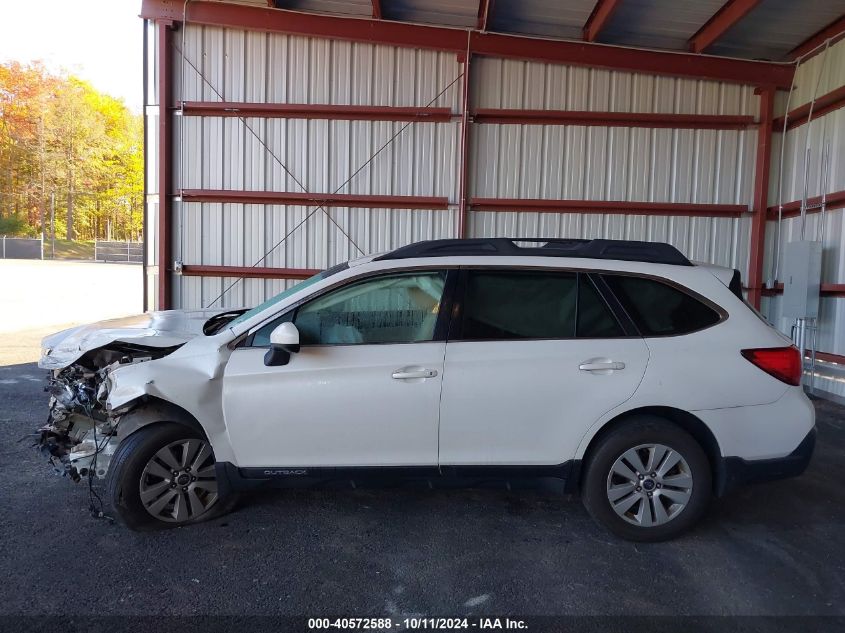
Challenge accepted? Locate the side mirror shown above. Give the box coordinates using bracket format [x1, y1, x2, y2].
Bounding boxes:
[264, 322, 301, 367]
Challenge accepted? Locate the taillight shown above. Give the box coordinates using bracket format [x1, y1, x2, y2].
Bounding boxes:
[741, 346, 802, 386]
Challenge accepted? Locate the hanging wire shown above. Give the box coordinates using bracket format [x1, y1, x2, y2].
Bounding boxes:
[771, 36, 836, 283]
[192, 68, 465, 308]
[770, 59, 799, 285]
[799, 38, 832, 240]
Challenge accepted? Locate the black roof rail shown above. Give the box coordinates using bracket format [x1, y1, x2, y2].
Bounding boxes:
[376, 238, 692, 266]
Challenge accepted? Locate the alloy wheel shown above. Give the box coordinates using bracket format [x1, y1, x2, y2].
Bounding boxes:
[139, 438, 219, 523]
[606, 443, 693, 527]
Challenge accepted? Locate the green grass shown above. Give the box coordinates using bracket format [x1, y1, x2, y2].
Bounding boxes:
[47, 239, 94, 260]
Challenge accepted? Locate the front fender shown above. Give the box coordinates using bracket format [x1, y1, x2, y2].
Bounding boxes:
[104, 345, 237, 464]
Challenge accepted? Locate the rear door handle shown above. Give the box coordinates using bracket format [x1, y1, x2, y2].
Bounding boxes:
[579, 361, 626, 371]
[392, 367, 438, 380]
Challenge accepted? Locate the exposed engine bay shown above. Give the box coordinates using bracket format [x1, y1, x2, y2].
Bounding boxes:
[38, 342, 182, 483]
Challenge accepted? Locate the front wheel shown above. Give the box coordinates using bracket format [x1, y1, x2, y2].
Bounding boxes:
[581, 417, 711, 542]
[107, 423, 237, 530]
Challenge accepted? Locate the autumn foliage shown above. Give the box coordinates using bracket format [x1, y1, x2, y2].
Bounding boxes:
[0, 61, 143, 241]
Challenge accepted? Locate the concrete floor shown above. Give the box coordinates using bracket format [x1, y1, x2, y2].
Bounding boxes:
[0, 259, 142, 365]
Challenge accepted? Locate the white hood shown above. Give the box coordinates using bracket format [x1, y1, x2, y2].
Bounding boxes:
[38, 310, 225, 370]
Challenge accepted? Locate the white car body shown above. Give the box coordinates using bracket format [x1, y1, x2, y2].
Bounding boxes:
[37, 239, 815, 536]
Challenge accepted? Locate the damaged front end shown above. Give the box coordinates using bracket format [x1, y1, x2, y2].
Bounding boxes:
[38, 343, 180, 482]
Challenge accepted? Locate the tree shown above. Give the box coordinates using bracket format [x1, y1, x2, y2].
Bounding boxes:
[0, 61, 143, 242]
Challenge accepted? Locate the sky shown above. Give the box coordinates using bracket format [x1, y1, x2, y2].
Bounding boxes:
[0, 0, 143, 113]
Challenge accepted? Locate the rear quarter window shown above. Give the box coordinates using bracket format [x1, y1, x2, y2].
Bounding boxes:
[602, 274, 722, 336]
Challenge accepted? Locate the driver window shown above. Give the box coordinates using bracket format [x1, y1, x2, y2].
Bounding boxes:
[251, 271, 447, 347]
[295, 271, 446, 345]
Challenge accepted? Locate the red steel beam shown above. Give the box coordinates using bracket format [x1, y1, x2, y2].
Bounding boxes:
[471, 31, 792, 88]
[157, 21, 174, 310]
[812, 351, 845, 365]
[469, 198, 747, 217]
[747, 87, 775, 310]
[788, 15, 845, 61]
[760, 283, 845, 298]
[477, 0, 494, 31]
[472, 109, 755, 129]
[179, 102, 454, 122]
[688, 0, 762, 54]
[772, 85, 845, 132]
[181, 265, 320, 280]
[371, 0, 382, 19]
[766, 190, 845, 220]
[140, 0, 794, 88]
[181, 190, 451, 210]
[583, 0, 623, 43]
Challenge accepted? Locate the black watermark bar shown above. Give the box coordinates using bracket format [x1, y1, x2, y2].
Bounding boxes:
[0, 616, 843, 633]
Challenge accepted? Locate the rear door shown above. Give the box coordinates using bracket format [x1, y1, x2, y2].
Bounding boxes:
[437, 269, 649, 467]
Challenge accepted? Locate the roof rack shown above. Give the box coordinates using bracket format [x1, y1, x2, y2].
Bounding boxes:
[376, 238, 692, 266]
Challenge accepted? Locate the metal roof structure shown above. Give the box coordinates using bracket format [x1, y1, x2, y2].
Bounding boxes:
[233, 0, 845, 62]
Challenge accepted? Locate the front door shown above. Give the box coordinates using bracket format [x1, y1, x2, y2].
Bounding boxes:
[438, 269, 649, 467]
[222, 269, 451, 468]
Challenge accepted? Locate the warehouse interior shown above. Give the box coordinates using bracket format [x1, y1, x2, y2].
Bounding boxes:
[139, 0, 845, 401]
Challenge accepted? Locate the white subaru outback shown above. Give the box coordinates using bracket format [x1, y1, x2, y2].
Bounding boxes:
[37, 238, 815, 541]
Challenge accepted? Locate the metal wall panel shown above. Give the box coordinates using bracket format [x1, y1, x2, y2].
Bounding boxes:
[473, 58, 759, 115]
[472, 125, 755, 205]
[469, 58, 758, 279]
[768, 108, 845, 203]
[169, 24, 463, 309]
[174, 25, 462, 110]
[164, 24, 762, 318]
[175, 201, 457, 309]
[470, 212, 751, 274]
[782, 37, 845, 112]
[764, 42, 845, 400]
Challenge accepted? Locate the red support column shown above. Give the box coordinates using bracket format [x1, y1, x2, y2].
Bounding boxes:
[457, 51, 472, 238]
[157, 20, 174, 310]
[748, 86, 775, 310]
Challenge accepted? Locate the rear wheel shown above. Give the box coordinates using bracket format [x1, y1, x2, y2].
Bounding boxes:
[581, 416, 711, 542]
[107, 423, 237, 530]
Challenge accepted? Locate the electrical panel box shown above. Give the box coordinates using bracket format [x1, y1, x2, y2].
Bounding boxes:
[782, 240, 822, 319]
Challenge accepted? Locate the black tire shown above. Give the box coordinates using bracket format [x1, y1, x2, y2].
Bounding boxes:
[581, 416, 711, 542]
[106, 423, 238, 531]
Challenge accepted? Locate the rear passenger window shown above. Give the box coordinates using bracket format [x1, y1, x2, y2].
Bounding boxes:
[602, 275, 721, 336]
[577, 277, 624, 337]
[461, 271, 577, 340]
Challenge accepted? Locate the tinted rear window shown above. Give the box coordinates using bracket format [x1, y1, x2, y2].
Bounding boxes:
[602, 274, 721, 336]
[462, 271, 577, 340]
[577, 277, 624, 337]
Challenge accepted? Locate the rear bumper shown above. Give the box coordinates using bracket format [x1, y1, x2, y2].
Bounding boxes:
[716, 426, 816, 496]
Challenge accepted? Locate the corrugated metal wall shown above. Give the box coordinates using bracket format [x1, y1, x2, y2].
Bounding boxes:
[170, 25, 461, 309]
[764, 38, 845, 398]
[148, 22, 764, 312]
[469, 59, 758, 272]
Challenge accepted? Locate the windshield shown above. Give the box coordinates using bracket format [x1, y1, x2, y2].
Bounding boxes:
[225, 263, 349, 329]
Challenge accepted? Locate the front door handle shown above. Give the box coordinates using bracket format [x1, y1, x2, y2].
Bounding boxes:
[579, 361, 626, 372]
[392, 367, 438, 380]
